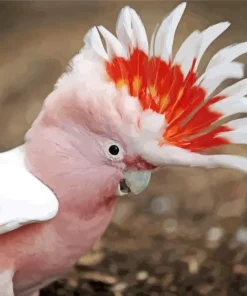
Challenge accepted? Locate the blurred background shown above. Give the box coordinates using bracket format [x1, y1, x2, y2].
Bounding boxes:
[2, 1, 247, 295]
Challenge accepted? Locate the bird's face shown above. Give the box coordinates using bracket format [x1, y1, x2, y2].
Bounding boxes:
[91, 135, 155, 197]
[66, 121, 155, 197]
[24, 83, 155, 200]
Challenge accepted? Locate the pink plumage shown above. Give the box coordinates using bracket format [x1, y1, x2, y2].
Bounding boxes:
[1, 3, 247, 296]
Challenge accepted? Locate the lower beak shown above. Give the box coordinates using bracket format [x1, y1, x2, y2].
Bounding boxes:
[116, 170, 152, 196]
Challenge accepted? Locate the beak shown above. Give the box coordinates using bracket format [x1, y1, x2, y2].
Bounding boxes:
[116, 171, 152, 196]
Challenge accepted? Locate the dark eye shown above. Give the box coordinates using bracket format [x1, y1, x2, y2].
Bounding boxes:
[109, 145, 119, 156]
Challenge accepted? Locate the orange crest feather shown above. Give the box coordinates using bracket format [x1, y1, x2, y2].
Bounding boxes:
[106, 49, 230, 152]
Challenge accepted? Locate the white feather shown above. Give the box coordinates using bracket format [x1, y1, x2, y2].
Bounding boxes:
[98, 26, 127, 59]
[83, 27, 108, 60]
[150, 24, 159, 57]
[217, 130, 247, 144]
[0, 146, 59, 235]
[173, 22, 229, 74]
[218, 78, 247, 97]
[209, 154, 247, 172]
[129, 8, 148, 54]
[196, 62, 244, 98]
[139, 110, 166, 142]
[116, 6, 133, 51]
[173, 30, 202, 76]
[194, 22, 230, 70]
[216, 118, 247, 144]
[207, 42, 247, 70]
[209, 95, 247, 118]
[224, 118, 247, 130]
[138, 140, 247, 173]
[153, 2, 186, 61]
[116, 6, 148, 55]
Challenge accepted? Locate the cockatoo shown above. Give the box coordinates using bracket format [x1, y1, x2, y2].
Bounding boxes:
[1, 2, 247, 296]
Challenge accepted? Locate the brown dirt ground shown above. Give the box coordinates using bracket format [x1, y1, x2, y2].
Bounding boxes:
[2, 1, 247, 295]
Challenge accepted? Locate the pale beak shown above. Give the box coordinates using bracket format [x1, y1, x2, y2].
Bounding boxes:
[116, 171, 152, 196]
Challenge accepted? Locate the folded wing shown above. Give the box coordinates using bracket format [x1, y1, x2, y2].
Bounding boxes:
[0, 149, 59, 235]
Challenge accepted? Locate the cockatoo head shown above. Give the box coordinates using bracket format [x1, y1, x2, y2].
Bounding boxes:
[25, 2, 247, 202]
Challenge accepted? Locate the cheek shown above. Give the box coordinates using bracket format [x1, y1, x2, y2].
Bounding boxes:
[97, 167, 123, 196]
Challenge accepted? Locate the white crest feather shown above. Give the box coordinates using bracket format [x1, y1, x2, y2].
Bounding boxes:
[173, 30, 202, 76]
[196, 62, 244, 97]
[194, 22, 230, 70]
[137, 141, 247, 173]
[217, 131, 247, 145]
[83, 27, 108, 60]
[209, 96, 247, 118]
[129, 8, 148, 54]
[224, 118, 247, 130]
[219, 118, 247, 145]
[153, 2, 186, 61]
[116, 6, 133, 51]
[150, 23, 159, 57]
[98, 26, 127, 59]
[207, 42, 247, 70]
[218, 78, 247, 97]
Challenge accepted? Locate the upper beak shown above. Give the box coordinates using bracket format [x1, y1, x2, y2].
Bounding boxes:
[116, 170, 152, 196]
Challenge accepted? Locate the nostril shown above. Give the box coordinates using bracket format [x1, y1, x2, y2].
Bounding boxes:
[119, 179, 131, 194]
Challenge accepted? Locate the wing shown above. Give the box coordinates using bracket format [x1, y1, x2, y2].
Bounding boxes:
[0, 148, 59, 235]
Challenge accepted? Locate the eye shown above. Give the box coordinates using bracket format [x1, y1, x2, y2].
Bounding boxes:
[103, 140, 124, 161]
[109, 145, 119, 156]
